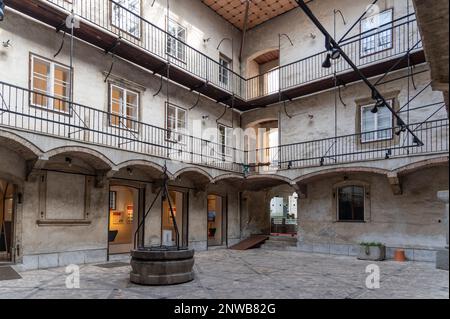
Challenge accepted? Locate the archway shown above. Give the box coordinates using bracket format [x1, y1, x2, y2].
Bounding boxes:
[246, 49, 280, 99]
[0, 180, 15, 263]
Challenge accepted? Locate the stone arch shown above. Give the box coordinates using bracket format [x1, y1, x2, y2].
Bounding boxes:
[293, 167, 390, 185]
[173, 167, 213, 185]
[394, 156, 449, 177]
[0, 129, 42, 160]
[45, 146, 115, 171]
[114, 159, 170, 179]
[211, 173, 244, 184]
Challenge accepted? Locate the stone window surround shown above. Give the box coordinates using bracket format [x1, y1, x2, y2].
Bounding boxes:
[331, 179, 371, 223]
[354, 90, 401, 146]
[36, 171, 92, 226]
[28, 52, 73, 115]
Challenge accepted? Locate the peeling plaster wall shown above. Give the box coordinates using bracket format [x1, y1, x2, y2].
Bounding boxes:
[242, 0, 415, 75]
[298, 166, 449, 249]
[0, 11, 240, 140]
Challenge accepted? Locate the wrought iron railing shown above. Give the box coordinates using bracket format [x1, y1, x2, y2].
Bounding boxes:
[246, 14, 422, 99]
[0, 81, 242, 172]
[246, 117, 449, 171]
[35, 0, 422, 102]
[0, 82, 447, 174]
[42, 0, 246, 99]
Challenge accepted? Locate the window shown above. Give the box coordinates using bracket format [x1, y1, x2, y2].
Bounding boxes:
[360, 9, 393, 56]
[166, 103, 187, 143]
[111, 0, 141, 38]
[337, 186, 365, 221]
[109, 191, 117, 210]
[109, 84, 139, 130]
[167, 19, 186, 62]
[218, 124, 233, 161]
[219, 55, 231, 86]
[267, 68, 280, 94]
[31, 55, 71, 112]
[361, 100, 393, 142]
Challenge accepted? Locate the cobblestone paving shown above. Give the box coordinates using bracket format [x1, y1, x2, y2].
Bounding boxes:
[1, 249, 448, 299]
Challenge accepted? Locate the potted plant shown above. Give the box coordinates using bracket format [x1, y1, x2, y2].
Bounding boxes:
[358, 242, 386, 261]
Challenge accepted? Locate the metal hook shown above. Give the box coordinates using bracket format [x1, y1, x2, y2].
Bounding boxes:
[189, 92, 201, 110]
[54, 30, 66, 58]
[153, 75, 164, 97]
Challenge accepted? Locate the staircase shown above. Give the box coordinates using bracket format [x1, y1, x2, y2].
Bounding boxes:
[261, 236, 298, 251]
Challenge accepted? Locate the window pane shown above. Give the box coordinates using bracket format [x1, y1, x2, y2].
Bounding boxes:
[32, 59, 50, 107]
[338, 186, 365, 221]
[53, 66, 70, 111]
[111, 87, 123, 127]
[126, 92, 138, 129]
[360, 10, 392, 56]
[112, 0, 141, 37]
[377, 105, 392, 139]
[361, 106, 376, 142]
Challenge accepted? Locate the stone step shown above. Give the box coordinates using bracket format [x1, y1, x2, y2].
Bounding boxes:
[262, 241, 297, 249]
[268, 236, 297, 243]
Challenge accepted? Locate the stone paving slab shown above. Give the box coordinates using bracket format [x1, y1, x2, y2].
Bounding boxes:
[0, 249, 448, 299]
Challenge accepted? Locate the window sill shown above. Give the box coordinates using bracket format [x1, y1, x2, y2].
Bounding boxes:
[334, 220, 367, 223]
[30, 103, 71, 117]
[36, 219, 91, 227]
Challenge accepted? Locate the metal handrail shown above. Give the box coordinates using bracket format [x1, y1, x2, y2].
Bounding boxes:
[32, 0, 423, 101]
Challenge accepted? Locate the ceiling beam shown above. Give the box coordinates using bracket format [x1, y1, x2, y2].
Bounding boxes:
[238, 0, 251, 63]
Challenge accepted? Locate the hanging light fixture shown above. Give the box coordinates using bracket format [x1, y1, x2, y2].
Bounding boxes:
[371, 99, 384, 114]
[322, 53, 332, 68]
[330, 47, 341, 60]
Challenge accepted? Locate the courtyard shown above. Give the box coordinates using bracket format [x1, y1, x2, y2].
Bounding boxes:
[0, 249, 448, 299]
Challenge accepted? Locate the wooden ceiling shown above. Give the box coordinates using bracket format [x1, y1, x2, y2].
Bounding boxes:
[201, 0, 298, 30]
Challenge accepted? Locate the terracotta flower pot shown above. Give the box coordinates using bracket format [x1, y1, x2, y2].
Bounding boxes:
[394, 249, 407, 262]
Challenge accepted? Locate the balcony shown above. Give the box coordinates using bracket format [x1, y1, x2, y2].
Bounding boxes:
[4, 0, 426, 111]
[1, 81, 448, 176]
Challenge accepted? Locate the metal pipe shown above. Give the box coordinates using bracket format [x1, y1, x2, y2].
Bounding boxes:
[295, 0, 423, 146]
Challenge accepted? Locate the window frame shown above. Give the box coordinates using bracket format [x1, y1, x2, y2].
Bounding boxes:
[166, 18, 187, 63]
[336, 185, 366, 222]
[29, 54, 72, 114]
[219, 54, 232, 86]
[360, 8, 394, 58]
[165, 102, 187, 144]
[108, 83, 140, 132]
[217, 123, 234, 161]
[110, 0, 142, 40]
[360, 99, 394, 143]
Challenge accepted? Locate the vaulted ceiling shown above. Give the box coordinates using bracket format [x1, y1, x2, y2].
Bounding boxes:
[201, 0, 299, 30]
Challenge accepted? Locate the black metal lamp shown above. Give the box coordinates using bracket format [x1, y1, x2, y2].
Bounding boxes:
[322, 53, 332, 68]
[371, 99, 384, 114]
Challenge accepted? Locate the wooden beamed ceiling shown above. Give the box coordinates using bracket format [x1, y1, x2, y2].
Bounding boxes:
[201, 0, 298, 30]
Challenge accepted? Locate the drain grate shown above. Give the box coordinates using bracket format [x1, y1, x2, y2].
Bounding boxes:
[0, 266, 22, 281]
[95, 262, 129, 269]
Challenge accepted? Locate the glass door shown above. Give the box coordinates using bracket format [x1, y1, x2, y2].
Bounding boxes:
[207, 195, 226, 247]
[162, 190, 187, 247]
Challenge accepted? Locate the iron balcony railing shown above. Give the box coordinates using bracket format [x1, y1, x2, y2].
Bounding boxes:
[43, 0, 247, 99]
[36, 0, 422, 102]
[246, 14, 422, 99]
[247, 117, 449, 172]
[0, 81, 243, 172]
[0, 81, 447, 174]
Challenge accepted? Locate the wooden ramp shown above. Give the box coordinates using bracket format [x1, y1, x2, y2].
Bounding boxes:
[229, 235, 269, 250]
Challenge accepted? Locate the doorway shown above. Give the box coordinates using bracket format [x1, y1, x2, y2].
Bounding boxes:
[161, 189, 188, 247]
[108, 185, 140, 256]
[270, 192, 298, 237]
[0, 180, 15, 263]
[207, 195, 227, 247]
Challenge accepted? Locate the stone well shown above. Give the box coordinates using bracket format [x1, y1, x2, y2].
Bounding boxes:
[130, 249, 195, 285]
